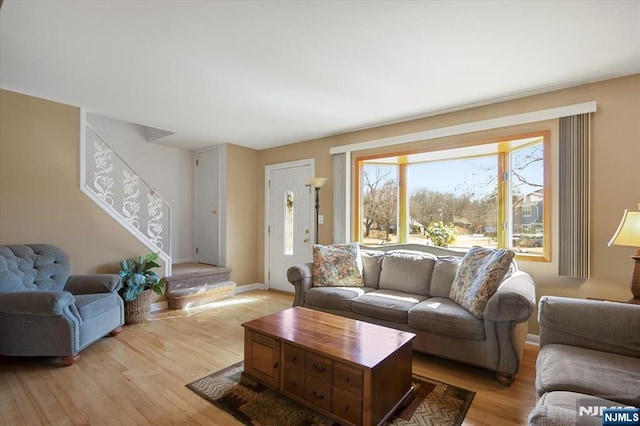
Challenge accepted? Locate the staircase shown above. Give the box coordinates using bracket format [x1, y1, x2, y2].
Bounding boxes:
[80, 120, 172, 277]
[165, 263, 236, 310]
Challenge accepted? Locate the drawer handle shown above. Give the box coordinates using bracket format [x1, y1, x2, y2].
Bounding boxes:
[273, 362, 278, 369]
[312, 390, 325, 399]
[312, 363, 325, 373]
[343, 377, 350, 383]
[343, 405, 349, 411]
[291, 356, 297, 361]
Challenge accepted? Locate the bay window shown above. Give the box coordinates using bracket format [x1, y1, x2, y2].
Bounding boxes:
[355, 131, 549, 260]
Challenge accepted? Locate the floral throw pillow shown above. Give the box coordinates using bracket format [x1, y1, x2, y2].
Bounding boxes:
[449, 246, 515, 318]
[312, 243, 364, 287]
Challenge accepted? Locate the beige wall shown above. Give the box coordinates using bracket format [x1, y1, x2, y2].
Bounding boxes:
[225, 143, 259, 285]
[257, 74, 640, 334]
[0, 89, 149, 274]
[3, 74, 639, 332]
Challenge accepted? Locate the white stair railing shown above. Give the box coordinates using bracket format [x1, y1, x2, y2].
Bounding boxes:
[80, 120, 172, 277]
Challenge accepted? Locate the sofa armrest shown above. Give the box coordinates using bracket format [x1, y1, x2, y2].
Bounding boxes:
[65, 274, 122, 294]
[0, 291, 76, 315]
[484, 271, 535, 322]
[287, 262, 313, 307]
[538, 295, 640, 357]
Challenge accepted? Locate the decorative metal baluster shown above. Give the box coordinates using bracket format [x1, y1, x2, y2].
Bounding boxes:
[122, 169, 141, 229]
[147, 192, 164, 249]
[93, 140, 114, 206]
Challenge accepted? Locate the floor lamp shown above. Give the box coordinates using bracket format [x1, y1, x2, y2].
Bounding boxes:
[306, 177, 327, 244]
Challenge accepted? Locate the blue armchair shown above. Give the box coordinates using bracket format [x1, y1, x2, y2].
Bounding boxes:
[0, 244, 124, 365]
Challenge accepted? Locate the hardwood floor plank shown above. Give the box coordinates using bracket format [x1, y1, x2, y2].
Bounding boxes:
[0, 290, 538, 425]
[0, 371, 28, 426]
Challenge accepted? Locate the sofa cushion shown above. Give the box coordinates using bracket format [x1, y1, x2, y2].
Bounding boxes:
[312, 243, 364, 287]
[74, 293, 122, 321]
[0, 244, 71, 292]
[351, 289, 427, 324]
[536, 344, 640, 406]
[449, 246, 514, 318]
[378, 251, 436, 295]
[408, 297, 485, 340]
[304, 286, 375, 311]
[360, 250, 384, 288]
[429, 256, 461, 298]
[528, 391, 617, 426]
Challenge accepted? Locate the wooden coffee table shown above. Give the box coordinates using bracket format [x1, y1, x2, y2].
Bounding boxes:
[241, 307, 415, 426]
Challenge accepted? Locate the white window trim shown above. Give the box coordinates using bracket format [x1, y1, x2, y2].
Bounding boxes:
[329, 102, 596, 155]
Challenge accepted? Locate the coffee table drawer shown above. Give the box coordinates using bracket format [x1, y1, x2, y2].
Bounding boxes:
[332, 388, 363, 425]
[284, 343, 305, 370]
[305, 377, 332, 412]
[306, 352, 332, 380]
[333, 362, 363, 397]
[283, 368, 305, 399]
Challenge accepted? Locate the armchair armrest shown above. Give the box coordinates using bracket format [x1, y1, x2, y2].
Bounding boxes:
[0, 291, 76, 315]
[287, 262, 313, 307]
[65, 274, 122, 294]
[484, 271, 536, 322]
[538, 295, 640, 358]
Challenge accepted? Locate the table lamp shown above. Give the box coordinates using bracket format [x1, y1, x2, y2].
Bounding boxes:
[608, 204, 640, 304]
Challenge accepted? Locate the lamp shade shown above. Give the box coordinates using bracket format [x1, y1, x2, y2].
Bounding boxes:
[608, 209, 640, 247]
[306, 177, 327, 189]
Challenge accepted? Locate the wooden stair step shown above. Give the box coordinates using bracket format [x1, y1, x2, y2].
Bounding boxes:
[166, 263, 231, 290]
[166, 281, 236, 310]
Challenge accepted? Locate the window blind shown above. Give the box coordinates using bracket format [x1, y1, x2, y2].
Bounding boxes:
[332, 152, 351, 244]
[558, 114, 591, 278]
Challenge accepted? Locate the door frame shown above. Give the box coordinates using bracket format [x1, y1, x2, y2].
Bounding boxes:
[264, 158, 315, 290]
[194, 144, 227, 266]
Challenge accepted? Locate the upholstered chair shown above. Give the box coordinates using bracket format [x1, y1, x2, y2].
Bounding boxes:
[0, 244, 124, 365]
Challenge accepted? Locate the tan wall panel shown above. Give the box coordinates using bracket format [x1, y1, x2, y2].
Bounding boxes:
[0, 89, 149, 275]
[226, 143, 259, 285]
[258, 74, 640, 334]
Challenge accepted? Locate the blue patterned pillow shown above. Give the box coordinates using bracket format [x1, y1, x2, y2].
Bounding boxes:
[449, 246, 515, 318]
[312, 243, 364, 287]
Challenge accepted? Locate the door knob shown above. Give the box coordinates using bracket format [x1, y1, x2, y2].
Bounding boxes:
[304, 238, 309, 243]
[211, 209, 217, 215]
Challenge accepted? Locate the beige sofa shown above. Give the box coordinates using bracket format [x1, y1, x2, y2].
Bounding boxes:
[287, 243, 536, 384]
[529, 296, 640, 425]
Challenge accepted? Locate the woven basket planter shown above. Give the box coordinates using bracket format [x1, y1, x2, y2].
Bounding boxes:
[124, 289, 152, 325]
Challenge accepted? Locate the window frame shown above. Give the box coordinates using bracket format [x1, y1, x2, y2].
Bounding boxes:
[354, 130, 551, 262]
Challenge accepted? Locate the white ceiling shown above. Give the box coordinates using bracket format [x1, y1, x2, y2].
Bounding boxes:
[1, 1, 639, 151]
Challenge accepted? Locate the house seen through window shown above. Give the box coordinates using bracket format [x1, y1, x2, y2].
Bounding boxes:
[356, 132, 548, 259]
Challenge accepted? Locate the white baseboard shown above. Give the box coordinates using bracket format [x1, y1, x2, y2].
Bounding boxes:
[526, 333, 540, 346]
[150, 300, 168, 312]
[235, 283, 267, 293]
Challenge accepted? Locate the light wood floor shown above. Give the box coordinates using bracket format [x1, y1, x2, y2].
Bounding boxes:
[0, 290, 539, 425]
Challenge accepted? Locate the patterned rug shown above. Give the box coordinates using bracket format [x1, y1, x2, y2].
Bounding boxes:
[187, 361, 475, 426]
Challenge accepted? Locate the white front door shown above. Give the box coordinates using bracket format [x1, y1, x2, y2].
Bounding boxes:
[266, 161, 314, 292]
[196, 148, 221, 265]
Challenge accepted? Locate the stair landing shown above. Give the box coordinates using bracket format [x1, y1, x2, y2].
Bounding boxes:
[165, 263, 236, 310]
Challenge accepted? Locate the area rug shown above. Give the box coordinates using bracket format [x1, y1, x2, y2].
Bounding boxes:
[187, 361, 475, 426]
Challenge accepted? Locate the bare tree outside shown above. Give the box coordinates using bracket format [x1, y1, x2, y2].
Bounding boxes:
[362, 166, 398, 241]
[360, 140, 544, 250]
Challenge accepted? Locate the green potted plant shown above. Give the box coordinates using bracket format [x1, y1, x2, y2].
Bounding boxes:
[118, 252, 165, 324]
